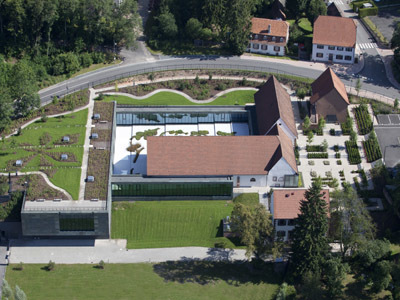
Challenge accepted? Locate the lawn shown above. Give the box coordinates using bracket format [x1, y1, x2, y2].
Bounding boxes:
[103, 90, 256, 106]
[5, 263, 282, 300]
[0, 109, 87, 199]
[287, 18, 313, 33]
[233, 193, 259, 206]
[112, 201, 236, 249]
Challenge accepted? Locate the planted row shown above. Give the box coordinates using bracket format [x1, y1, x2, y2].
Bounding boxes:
[306, 145, 324, 152]
[307, 152, 328, 159]
[345, 141, 361, 164]
[354, 104, 373, 135]
[363, 139, 382, 162]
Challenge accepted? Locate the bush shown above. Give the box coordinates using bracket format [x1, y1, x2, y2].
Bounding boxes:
[80, 52, 93, 68]
[335, 153, 341, 158]
[296, 87, 308, 100]
[330, 128, 335, 136]
[306, 145, 323, 152]
[46, 260, 55, 271]
[345, 140, 361, 164]
[307, 152, 328, 159]
[359, 7, 378, 17]
[334, 144, 339, 152]
[323, 160, 330, 165]
[337, 160, 342, 165]
[341, 116, 353, 135]
[98, 260, 105, 269]
[41, 113, 48, 123]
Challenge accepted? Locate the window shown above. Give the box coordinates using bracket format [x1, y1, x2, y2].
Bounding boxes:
[253, 43, 259, 49]
[336, 55, 343, 60]
[346, 47, 353, 52]
[272, 36, 276, 41]
[274, 46, 280, 51]
[272, 176, 277, 182]
[278, 219, 286, 226]
[345, 55, 352, 61]
[288, 219, 295, 226]
[263, 35, 268, 40]
[59, 214, 95, 231]
[278, 177, 284, 182]
[316, 53, 323, 58]
[262, 44, 268, 50]
[276, 231, 286, 238]
[250, 178, 256, 182]
[254, 34, 259, 39]
[280, 37, 284, 42]
[328, 46, 335, 50]
[317, 44, 324, 49]
[337, 46, 344, 51]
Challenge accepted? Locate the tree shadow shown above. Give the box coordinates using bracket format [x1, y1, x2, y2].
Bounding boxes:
[152, 259, 282, 286]
[344, 279, 375, 300]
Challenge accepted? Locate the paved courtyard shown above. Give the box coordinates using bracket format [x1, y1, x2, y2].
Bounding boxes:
[369, 8, 400, 42]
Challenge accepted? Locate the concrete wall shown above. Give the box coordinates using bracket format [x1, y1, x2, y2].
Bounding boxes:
[21, 210, 110, 238]
[267, 158, 297, 187]
[233, 175, 267, 188]
[311, 44, 355, 64]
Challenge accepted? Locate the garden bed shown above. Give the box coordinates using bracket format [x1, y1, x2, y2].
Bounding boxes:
[363, 138, 382, 162]
[307, 152, 328, 159]
[345, 141, 362, 164]
[354, 104, 373, 135]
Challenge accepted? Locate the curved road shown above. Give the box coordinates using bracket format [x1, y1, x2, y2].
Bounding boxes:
[39, 56, 400, 106]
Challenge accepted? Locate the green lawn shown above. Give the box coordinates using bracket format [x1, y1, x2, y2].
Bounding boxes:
[233, 193, 259, 206]
[0, 109, 87, 199]
[5, 263, 282, 300]
[112, 201, 235, 249]
[287, 18, 313, 33]
[103, 90, 256, 106]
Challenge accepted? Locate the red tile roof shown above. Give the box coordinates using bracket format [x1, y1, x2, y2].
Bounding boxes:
[147, 136, 288, 176]
[313, 16, 356, 48]
[310, 67, 349, 105]
[273, 189, 330, 219]
[251, 17, 289, 37]
[255, 76, 298, 138]
[277, 126, 298, 173]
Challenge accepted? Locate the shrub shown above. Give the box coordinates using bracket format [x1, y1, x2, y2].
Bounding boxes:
[330, 128, 335, 136]
[335, 153, 341, 158]
[98, 260, 105, 269]
[307, 152, 328, 159]
[216, 82, 227, 91]
[323, 160, 330, 165]
[341, 116, 353, 135]
[337, 160, 342, 165]
[308, 160, 315, 166]
[333, 144, 339, 152]
[46, 260, 55, 271]
[41, 113, 48, 123]
[296, 87, 308, 100]
[306, 145, 323, 152]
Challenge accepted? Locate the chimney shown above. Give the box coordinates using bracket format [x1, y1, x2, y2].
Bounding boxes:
[267, 24, 271, 33]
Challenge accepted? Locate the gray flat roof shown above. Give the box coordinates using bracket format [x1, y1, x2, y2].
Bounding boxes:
[375, 126, 400, 168]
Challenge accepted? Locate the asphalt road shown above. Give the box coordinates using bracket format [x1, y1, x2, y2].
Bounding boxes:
[38, 55, 400, 106]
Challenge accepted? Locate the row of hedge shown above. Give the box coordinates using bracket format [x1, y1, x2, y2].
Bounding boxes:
[345, 141, 362, 164]
[352, 0, 378, 17]
[363, 138, 382, 162]
[307, 152, 328, 159]
[306, 145, 324, 152]
[354, 104, 373, 135]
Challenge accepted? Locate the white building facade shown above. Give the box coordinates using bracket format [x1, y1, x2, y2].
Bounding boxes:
[311, 44, 355, 64]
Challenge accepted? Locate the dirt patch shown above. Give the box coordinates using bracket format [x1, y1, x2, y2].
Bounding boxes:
[24, 174, 67, 201]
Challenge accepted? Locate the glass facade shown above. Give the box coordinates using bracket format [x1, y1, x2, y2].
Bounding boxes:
[59, 214, 95, 231]
[116, 112, 248, 126]
[112, 182, 233, 197]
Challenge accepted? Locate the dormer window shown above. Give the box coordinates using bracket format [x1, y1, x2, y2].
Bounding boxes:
[254, 34, 259, 39]
[280, 37, 284, 42]
[263, 35, 268, 40]
[272, 36, 276, 41]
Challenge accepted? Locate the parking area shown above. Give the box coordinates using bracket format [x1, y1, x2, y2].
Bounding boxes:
[369, 8, 400, 42]
[377, 114, 400, 125]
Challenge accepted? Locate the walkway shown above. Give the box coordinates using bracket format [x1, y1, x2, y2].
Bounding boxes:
[8, 239, 248, 264]
[0, 172, 73, 200]
[78, 89, 96, 200]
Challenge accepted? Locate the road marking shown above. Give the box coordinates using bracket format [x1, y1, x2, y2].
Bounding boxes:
[358, 43, 377, 50]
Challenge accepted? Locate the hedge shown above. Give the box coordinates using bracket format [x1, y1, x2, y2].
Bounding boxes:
[306, 145, 323, 152]
[345, 141, 361, 164]
[307, 152, 328, 159]
[354, 104, 373, 135]
[352, 0, 378, 17]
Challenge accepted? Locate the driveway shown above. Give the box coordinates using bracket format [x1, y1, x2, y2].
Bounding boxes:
[9, 239, 248, 264]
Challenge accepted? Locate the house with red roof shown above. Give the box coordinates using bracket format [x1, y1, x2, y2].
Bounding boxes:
[271, 188, 330, 241]
[248, 18, 290, 56]
[312, 16, 357, 64]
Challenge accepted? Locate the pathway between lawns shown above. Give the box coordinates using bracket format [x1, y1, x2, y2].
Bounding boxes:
[8, 239, 248, 264]
[0, 171, 73, 200]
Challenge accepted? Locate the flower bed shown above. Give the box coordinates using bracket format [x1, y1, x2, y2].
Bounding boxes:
[345, 141, 361, 164]
[307, 152, 328, 159]
[354, 104, 373, 135]
[362, 138, 382, 163]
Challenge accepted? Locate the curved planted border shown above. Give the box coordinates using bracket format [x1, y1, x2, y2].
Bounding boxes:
[101, 88, 258, 104]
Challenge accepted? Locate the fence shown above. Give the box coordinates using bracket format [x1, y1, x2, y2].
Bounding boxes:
[40, 62, 398, 106]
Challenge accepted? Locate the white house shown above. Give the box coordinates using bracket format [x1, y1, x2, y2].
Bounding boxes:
[311, 16, 357, 64]
[270, 188, 330, 241]
[247, 18, 290, 56]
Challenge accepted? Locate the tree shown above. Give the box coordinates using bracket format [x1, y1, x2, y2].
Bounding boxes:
[2, 279, 13, 300]
[290, 181, 330, 278]
[322, 256, 349, 299]
[14, 285, 27, 300]
[303, 115, 310, 131]
[14, 93, 40, 117]
[394, 98, 399, 109]
[231, 203, 276, 259]
[307, 0, 327, 25]
[307, 130, 314, 144]
[355, 78, 362, 97]
[157, 6, 178, 39]
[350, 129, 357, 142]
[286, 0, 308, 20]
[185, 18, 203, 40]
[318, 115, 325, 131]
[0, 90, 12, 132]
[351, 239, 391, 293]
[330, 186, 376, 257]
[391, 22, 400, 49]
[298, 271, 324, 300]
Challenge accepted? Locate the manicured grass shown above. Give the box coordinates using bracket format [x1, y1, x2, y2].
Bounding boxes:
[103, 90, 256, 106]
[6, 263, 282, 300]
[298, 18, 313, 33]
[112, 201, 235, 249]
[0, 109, 87, 198]
[233, 193, 259, 206]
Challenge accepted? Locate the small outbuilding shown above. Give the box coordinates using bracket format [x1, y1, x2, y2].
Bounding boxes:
[87, 176, 95, 182]
[15, 160, 23, 167]
[91, 133, 99, 139]
[93, 114, 101, 120]
[62, 136, 70, 143]
[60, 154, 68, 161]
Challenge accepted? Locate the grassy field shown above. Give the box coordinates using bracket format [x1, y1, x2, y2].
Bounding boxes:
[103, 90, 256, 106]
[112, 201, 236, 249]
[0, 109, 87, 199]
[5, 263, 282, 300]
